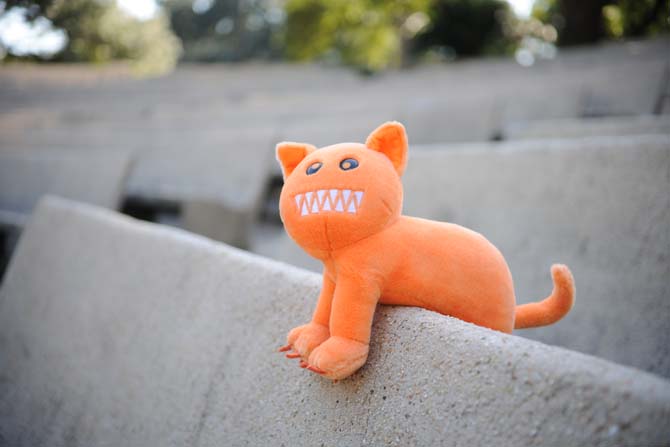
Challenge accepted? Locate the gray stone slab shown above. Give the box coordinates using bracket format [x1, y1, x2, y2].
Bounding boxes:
[0, 149, 132, 221]
[3, 39, 667, 154]
[0, 149, 132, 279]
[404, 134, 670, 378]
[503, 114, 670, 140]
[124, 129, 276, 247]
[1, 197, 669, 446]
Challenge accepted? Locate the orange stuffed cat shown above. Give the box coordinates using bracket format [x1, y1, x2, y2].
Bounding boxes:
[276, 121, 575, 381]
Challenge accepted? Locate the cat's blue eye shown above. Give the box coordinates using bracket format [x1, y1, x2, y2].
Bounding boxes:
[306, 162, 322, 175]
[339, 158, 359, 171]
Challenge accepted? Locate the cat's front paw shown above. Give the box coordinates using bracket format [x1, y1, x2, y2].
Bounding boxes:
[306, 336, 369, 381]
[279, 322, 329, 360]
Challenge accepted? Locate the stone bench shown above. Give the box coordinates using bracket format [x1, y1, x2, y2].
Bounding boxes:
[503, 115, 670, 140]
[404, 134, 670, 378]
[0, 128, 276, 249]
[0, 149, 131, 217]
[123, 128, 276, 249]
[0, 149, 132, 277]
[0, 197, 668, 446]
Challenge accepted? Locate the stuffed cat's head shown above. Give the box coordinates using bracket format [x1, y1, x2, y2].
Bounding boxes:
[276, 121, 408, 253]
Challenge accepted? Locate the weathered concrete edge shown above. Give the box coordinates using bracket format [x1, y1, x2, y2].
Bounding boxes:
[27, 198, 670, 373]
[410, 133, 670, 155]
[7, 197, 670, 444]
[20, 195, 670, 386]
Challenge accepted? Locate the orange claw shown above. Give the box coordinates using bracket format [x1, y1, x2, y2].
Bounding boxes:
[299, 360, 308, 368]
[278, 345, 292, 352]
[306, 365, 326, 375]
[285, 352, 301, 359]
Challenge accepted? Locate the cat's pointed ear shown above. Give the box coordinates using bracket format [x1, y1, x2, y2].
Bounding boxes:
[276, 142, 316, 179]
[365, 121, 408, 176]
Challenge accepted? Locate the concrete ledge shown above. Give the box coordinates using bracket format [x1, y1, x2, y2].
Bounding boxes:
[406, 134, 670, 378]
[1, 197, 669, 446]
[0, 149, 132, 218]
[503, 115, 670, 140]
[124, 130, 275, 248]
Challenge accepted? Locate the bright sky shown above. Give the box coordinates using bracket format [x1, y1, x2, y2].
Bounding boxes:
[0, 7, 66, 56]
[507, 0, 534, 17]
[115, 0, 535, 21]
[117, 0, 159, 21]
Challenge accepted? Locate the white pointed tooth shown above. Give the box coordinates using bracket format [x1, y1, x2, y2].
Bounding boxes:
[295, 193, 303, 209]
[342, 189, 351, 203]
[329, 189, 338, 203]
[335, 198, 344, 212]
[317, 189, 326, 203]
[347, 200, 356, 213]
[301, 202, 309, 216]
[322, 200, 331, 211]
[354, 191, 363, 206]
[311, 200, 319, 213]
[305, 191, 314, 205]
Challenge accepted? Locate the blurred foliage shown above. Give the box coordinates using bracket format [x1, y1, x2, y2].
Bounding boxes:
[282, 0, 431, 73]
[165, 0, 282, 62]
[2, 0, 668, 73]
[415, 0, 514, 57]
[47, 0, 182, 75]
[2, 0, 50, 19]
[1, 0, 181, 75]
[533, 0, 669, 45]
[611, 0, 670, 36]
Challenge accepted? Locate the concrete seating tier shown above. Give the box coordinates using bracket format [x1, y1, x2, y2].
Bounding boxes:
[0, 197, 668, 446]
[0, 149, 132, 277]
[503, 115, 670, 140]
[404, 134, 670, 378]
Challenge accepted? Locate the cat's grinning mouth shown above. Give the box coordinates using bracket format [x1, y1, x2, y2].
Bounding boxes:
[294, 189, 364, 216]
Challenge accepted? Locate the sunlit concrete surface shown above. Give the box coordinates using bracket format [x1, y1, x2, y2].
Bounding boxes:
[0, 38, 667, 150]
[0, 149, 132, 217]
[404, 134, 670, 378]
[0, 197, 668, 446]
[503, 114, 670, 140]
[0, 149, 133, 277]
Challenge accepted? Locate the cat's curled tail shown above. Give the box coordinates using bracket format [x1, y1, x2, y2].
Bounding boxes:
[514, 264, 575, 329]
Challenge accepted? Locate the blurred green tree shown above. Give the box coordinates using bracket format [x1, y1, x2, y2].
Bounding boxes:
[415, 0, 514, 57]
[532, 0, 669, 45]
[1, 0, 182, 75]
[611, 0, 669, 37]
[164, 0, 283, 62]
[282, 0, 431, 73]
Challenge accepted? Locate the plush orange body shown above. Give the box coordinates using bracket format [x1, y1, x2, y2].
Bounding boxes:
[277, 122, 575, 380]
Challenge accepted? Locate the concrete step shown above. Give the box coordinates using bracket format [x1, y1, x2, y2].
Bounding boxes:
[0, 149, 133, 278]
[0, 127, 276, 249]
[0, 149, 132, 218]
[2, 39, 668, 149]
[0, 197, 668, 446]
[124, 128, 276, 248]
[405, 134, 670, 378]
[503, 115, 670, 140]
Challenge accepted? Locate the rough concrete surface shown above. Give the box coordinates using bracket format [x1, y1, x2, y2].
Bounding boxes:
[1, 197, 669, 446]
[1, 39, 667, 151]
[124, 128, 276, 247]
[503, 114, 670, 140]
[404, 134, 670, 378]
[0, 149, 132, 217]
